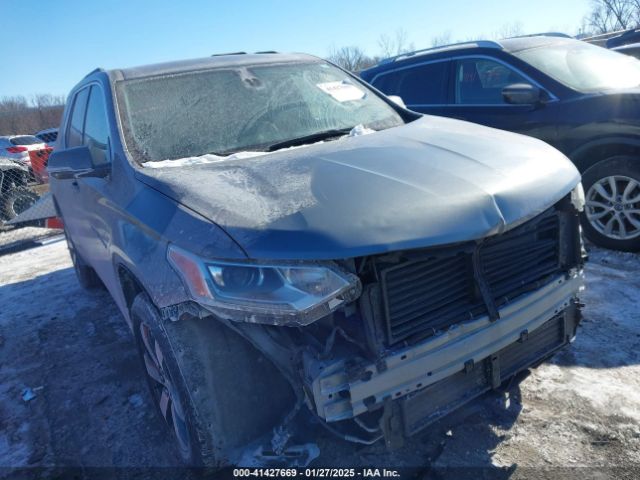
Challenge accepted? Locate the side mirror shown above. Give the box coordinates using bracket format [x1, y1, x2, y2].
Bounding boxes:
[502, 83, 542, 105]
[47, 146, 109, 180]
[388, 95, 406, 108]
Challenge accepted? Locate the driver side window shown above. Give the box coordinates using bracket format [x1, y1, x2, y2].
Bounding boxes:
[83, 86, 110, 166]
[455, 58, 528, 105]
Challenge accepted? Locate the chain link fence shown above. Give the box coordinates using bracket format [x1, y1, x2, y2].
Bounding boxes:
[0, 138, 63, 254]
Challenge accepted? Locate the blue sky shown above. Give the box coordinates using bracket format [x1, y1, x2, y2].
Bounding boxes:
[1, 0, 590, 97]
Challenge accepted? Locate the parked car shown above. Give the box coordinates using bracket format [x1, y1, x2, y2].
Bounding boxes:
[613, 43, 640, 60]
[0, 135, 47, 166]
[361, 35, 640, 251]
[34, 127, 59, 146]
[48, 53, 585, 467]
[606, 28, 640, 49]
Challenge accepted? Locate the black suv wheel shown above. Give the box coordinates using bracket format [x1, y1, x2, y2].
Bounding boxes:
[582, 156, 640, 251]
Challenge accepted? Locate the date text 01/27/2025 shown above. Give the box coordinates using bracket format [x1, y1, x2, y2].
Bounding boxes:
[232, 468, 401, 478]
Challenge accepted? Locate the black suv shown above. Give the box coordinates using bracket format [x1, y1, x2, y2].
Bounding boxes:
[361, 35, 640, 251]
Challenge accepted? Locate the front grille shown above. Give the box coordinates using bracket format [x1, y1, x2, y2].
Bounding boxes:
[378, 208, 563, 345]
[481, 213, 559, 305]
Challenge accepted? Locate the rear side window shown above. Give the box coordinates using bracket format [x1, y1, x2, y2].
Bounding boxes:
[455, 58, 528, 105]
[372, 61, 449, 106]
[67, 87, 90, 147]
[83, 86, 110, 165]
[10, 135, 41, 146]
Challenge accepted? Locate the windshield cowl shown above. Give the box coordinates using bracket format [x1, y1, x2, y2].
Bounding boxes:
[142, 124, 376, 169]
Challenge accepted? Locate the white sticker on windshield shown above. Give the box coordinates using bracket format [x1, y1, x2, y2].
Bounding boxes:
[316, 81, 366, 102]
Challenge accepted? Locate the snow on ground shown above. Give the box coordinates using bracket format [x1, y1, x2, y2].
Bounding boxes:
[0, 240, 639, 478]
[0, 227, 60, 250]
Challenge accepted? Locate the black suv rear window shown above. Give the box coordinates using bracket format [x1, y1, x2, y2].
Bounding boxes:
[372, 61, 449, 105]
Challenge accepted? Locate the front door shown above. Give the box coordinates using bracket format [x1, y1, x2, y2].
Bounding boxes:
[441, 57, 559, 146]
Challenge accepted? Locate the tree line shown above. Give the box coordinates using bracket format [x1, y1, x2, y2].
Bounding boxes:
[583, 0, 640, 34]
[0, 94, 65, 136]
[328, 1, 640, 72]
[326, 23, 526, 72]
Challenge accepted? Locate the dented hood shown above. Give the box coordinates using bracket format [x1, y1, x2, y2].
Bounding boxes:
[137, 116, 580, 260]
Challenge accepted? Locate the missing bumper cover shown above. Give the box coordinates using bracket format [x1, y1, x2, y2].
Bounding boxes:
[306, 271, 583, 423]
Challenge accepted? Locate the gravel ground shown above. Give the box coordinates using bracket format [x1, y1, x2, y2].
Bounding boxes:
[0, 240, 639, 479]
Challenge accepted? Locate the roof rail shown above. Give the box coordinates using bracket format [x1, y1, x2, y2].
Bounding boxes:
[581, 29, 629, 45]
[211, 51, 247, 57]
[255, 50, 278, 54]
[380, 40, 502, 64]
[506, 32, 572, 40]
[607, 28, 640, 48]
[83, 67, 105, 79]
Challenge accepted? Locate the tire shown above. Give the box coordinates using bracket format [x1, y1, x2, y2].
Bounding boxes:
[581, 156, 640, 252]
[3, 187, 39, 220]
[65, 232, 102, 289]
[130, 292, 295, 467]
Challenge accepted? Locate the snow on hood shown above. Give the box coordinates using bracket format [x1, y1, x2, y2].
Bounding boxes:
[136, 116, 580, 260]
[142, 124, 375, 169]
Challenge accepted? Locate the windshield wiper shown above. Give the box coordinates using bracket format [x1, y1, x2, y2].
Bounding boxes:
[265, 127, 354, 152]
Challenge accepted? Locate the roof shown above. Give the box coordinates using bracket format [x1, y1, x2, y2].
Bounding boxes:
[499, 36, 578, 53]
[108, 52, 321, 81]
[371, 35, 578, 68]
[35, 127, 58, 135]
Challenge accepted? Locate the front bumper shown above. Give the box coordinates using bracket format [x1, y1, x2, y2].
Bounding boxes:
[305, 269, 584, 424]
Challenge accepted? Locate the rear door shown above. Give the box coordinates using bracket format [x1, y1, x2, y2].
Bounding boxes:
[369, 59, 453, 117]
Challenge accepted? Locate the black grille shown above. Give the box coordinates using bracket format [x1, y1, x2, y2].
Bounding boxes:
[481, 213, 559, 305]
[379, 209, 562, 345]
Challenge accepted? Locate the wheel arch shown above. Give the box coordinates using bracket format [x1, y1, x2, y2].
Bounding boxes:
[570, 137, 640, 173]
[117, 263, 147, 309]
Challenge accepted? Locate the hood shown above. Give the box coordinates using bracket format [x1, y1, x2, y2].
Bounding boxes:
[136, 116, 580, 260]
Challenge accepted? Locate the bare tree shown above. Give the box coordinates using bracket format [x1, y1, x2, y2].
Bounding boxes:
[327, 46, 375, 72]
[492, 21, 525, 39]
[585, 0, 640, 34]
[378, 28, 416, 58]
[0, 95, 65, 136]
[431, 31, 452, 47]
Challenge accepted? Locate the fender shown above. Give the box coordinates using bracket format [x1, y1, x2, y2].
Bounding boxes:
[569, 136, 640, 172]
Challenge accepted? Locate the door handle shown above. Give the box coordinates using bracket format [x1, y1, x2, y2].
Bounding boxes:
[71, 180, 79, 190]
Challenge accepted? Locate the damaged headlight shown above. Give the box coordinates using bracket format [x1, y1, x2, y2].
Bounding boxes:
[571, 182, 585, 212]
[167, 245, 361, 326]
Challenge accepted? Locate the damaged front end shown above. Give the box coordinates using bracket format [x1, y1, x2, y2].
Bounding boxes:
[164, 193, 585, 464]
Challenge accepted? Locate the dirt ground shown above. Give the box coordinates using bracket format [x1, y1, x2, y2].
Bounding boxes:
[0, 238, 639, 479]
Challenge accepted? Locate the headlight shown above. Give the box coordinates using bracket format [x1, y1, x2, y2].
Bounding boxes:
[571, 182, 585, 212]
[167, 245, 361, 326]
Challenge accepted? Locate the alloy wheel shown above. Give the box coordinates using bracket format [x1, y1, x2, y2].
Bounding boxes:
[139, 321, 191, 456]
[585, 175, 640, 240]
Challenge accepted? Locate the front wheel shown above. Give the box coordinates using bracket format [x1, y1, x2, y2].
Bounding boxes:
[130, 292, 295, 467]
[581, 156, 640, 252]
